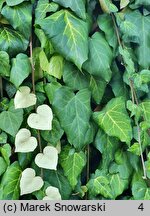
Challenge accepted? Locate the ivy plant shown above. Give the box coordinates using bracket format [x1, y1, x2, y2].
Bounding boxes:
[0, 0, 150, 200]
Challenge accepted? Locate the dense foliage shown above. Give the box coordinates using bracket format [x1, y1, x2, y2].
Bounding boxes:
[0, 0, 150, 200]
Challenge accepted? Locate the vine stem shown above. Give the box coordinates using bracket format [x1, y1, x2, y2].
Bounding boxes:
[129, 80, 147, 179]
[111, 13, 147, 179]
[30, 35, 43, 178]
[85, 144, 90, 200]
[137, 124, 147, 179]
[111, 13, 122, 48]
[0, 77, 3, 98]
[29, 36, 35, 94]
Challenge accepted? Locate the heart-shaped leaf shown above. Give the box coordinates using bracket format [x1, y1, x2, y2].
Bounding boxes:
[15, 128, 38, 153]
[14, 86, 37, 109]
[10, 54, 31, 88]
[35, 146, 58, 170]
[27, 104, 53, 130]
[43, 186, 61, 200]
[20, 168, 44, 195]
[0, 104, 23, 137]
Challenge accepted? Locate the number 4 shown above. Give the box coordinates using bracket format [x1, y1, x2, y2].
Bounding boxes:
[138, 203, 144, 211]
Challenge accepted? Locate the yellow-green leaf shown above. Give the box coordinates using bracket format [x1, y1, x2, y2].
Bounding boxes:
[93, 97, 132, 145]
[60, 146, 86, 189]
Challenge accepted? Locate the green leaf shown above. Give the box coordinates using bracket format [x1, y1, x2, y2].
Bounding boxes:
[109, 173, 128, 199]
[53, 0, 86, 19]
[84, 121, 96, 146]
[88, 168, 129, 199]
[63, 62, 90, 91]
[127, 152, 139, 172]
[0, 144, 11, 166]
[144, 189, 150, 200]
[0, 132, 7, 144]
[99, 0, 118, 14]
[0, 51, 10, 77]
[32, 47, 43, 81]
[35, 0, 59, 21]
[44, 170, 72, 199]
[119, 46, 135, 77]
[0, 104, 23, 137]
[0, 162, 22, 200]
[41, 117, 64, 146]
[128, 143, 140, 156]
[121, 10, 150, 68]
[83, 32, 113, 82]
[10, 54, 31, 88]
[63, 63, 106, 104]
[110, 62, 129, 98]
[49, 55, 64, 79]
[0, 27, 28, 57]
[1, 2, 32, 39]
[6, 0, 29, 6]
[35, 28, 54, 54]
[132, 180, 147, 200]
[138, 70, 150, 84]
[18, 152, 33, 170]
[5, 83, 16, 98]
[141, 130, 150, 150]
[89, 75, 107, 104]
[0, 0, 5, 10]
[109, 150, 133, 179]
[87, 170, 113, 198]
[38, 9, 88, 70]
[33, 181, 51, 200]
[127, 100, 142, 121]
[0, 157, 7, 176]
[52, 87, 91, 149]
[145, 158, 150, 179]
[39, 50, 49, 72]
[97, 14, 117, 49]
[140, 100, 150, 122]
[93, 97, 132, 145]
[132, 0, 150, 8]
[0, 98, 9, 112]
[45, 82, 62, 104]
[60, 146, 86, 189]
[94, 129, 119, 171]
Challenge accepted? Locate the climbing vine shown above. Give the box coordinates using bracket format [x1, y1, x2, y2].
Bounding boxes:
[0, 0, 150, 200]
